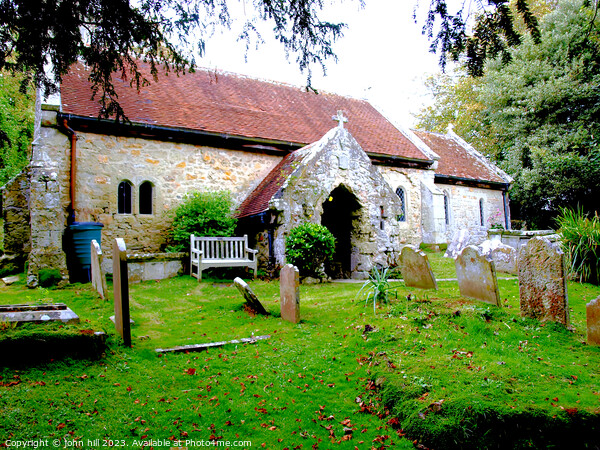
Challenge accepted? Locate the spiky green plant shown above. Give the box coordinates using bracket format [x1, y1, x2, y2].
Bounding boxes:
[556, 208, 600, 285]
[357, 266, 397, 313]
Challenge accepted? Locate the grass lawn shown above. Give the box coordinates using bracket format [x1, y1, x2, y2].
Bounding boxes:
[1, 263, 599, 449]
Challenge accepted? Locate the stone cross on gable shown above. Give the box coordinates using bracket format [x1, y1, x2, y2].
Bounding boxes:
[332, 110, 348, 128]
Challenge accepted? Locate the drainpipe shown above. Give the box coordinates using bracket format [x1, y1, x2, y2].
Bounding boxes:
[59, 118, 78, 224]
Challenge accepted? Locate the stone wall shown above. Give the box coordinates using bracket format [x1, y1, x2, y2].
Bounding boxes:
[441, 184, 507, 241]
[26, 108, 72, 285]
[1, 172, 31, 257]
[40, 110, 282, 255]
[379, 166, 430, 246]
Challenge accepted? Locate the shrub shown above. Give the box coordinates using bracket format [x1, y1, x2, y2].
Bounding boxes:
[38, 268, 63, 288]
[168, 190, 237, 252]
[285, 223, 335, 278]
[556, 208, 600, 285]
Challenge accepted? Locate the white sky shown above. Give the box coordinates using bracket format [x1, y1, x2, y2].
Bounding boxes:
[200, 0, 449, 128]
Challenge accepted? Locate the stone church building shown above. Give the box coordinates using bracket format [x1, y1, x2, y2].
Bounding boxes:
[1, 63, 512, 284]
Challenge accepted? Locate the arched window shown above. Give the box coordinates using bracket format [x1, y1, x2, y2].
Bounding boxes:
[139, 181, 154, 215]
[395, 187, 406, 222]
[479, 198, 485, 227]
[117, 181, 133, 214]
[444, 192, 450, 226]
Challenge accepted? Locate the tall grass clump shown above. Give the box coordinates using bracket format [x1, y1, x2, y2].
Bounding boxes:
[556, 208, 600, 285]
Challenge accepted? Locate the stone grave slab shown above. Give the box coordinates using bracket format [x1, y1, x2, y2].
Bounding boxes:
[280, 264, 300, 323]
[113, 238, 132, 347]
[90, 239, 108, 299]
[1, 275, 20, 286]
[455, 245, 501, 306]
[518, 237, 569, 326]
[399, 245, 437, 290]
[234, 277, 269, 315]
[587, 297, 600, 346]
[155, 334, 271, 353]
[0, 303, 79, 324]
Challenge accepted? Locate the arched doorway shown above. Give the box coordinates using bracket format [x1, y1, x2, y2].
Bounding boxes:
[321, 185, 361, 278]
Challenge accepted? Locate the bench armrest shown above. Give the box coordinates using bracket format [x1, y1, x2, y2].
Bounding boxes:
[245, 247, 258, 255]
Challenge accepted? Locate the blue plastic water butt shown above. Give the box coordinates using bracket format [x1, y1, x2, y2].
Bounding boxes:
[68, 222, 103, 282]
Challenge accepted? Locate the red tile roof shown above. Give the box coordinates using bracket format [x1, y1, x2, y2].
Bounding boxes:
[413, 130, 508, 185]
[236, 151, 304, 219]
[60, 62, 431, 161]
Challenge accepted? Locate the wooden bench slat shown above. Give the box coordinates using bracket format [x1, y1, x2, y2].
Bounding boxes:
[190, 234, 257, 281]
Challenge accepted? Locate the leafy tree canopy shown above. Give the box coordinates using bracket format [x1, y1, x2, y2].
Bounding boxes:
[0, 0, 539, 120]
[416, 0, 600, 229]
[0, 69, 34, 185]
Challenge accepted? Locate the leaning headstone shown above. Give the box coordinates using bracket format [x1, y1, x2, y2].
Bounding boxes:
[455, 245, 501, 306]
[399, 245, 437, 290]
[587, 297, 600, 346]
[234, 277, 269, 315]
[280, 264, 300, 323]
[90, 240, 108, 299]
[113, 238, 132, 347]
[518, 237, 569, 326]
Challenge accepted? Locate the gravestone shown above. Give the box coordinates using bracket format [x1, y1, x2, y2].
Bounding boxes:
[398, 245, 437, 290]
[518, 237, 569, 326]
[280, 264, 300, 323]
[479, 239, 517, 275]
[234, 277, 269, 315]
[113, 238, 132, 347]
[0, 303, 79, 324]
[1, 275, 19, 286]
[90, 239, 107, 299]
[445, 228, 489, 259]
[455, 245, 501, 306]
[587, 297, 600, 346]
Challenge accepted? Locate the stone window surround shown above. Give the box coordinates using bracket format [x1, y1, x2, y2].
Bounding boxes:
[479, 198, 485, 227]
[117, 179, 156, 216]
[443, 190, 451, 226]
[139, 181, 154, 215]
[117, 180, 133, 215]
[395, 186, 407, 222]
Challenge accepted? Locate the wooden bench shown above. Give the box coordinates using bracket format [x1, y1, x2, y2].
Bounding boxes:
[190, 235, 258, 281]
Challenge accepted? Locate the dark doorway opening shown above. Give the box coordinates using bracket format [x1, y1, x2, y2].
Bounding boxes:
[321, 185, 361, 278]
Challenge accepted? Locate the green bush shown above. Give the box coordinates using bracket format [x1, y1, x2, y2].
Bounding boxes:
[167, 190, 237, 252]
[38, 268, 63, 288]
[285, 223, 335, 278]
[556, 208, 600, 285]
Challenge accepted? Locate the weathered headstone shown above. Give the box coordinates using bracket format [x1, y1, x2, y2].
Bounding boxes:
[399, 245, 437, 290]
[479, 239, 517, 275]
[455, 245, 501, 306]
[587, 297, 600, 346]
[90, 239, 108, 299]
[234, 277, 269, 315]
[113, 238, 132, 347]
[445, 228, 489, 259]
[518, 237, 569, 326]
[280, 264, 300, 323]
